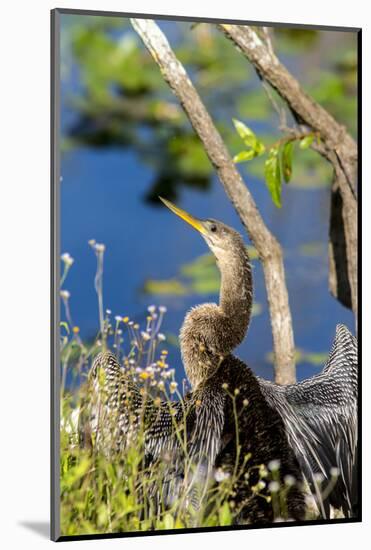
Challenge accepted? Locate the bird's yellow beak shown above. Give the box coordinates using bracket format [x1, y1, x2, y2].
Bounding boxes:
[159, 197, 207, 235]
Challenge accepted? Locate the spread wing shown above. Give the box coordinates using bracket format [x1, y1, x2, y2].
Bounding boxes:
[78, 352, 189, 505]
[78, 351, 224, 512]
[259, 324, 358, 518]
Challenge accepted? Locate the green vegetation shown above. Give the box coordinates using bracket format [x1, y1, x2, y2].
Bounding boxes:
[62, 387, 302, 535]
[62, 18, 356, 203]
[60, 243, 331, 536]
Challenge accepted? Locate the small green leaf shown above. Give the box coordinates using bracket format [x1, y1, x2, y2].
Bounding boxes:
[255, 140, 266, 156]
[233, 150, 256, 163]
[264, 147, 282, 208]
[60, 321, 70, 334]
[219, 501, 232, 526]
[232, 118, 265, 157]
[163, 513, 174, 530]
[233, 118, 258, 148]
[299, 134, 314, 149]
[281, 141, 293, 183]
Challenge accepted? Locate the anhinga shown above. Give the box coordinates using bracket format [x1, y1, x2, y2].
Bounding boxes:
[80, 198, 357, 523]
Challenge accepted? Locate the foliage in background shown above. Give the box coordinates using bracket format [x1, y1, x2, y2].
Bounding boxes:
[61, 18, 356, 203]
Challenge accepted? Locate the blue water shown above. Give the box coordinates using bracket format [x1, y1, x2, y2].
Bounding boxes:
[60, 145, 354, 383]
[60, 19, 355, 385]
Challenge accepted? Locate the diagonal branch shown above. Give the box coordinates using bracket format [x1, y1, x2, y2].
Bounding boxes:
[131, 18, 296, 384]
[218, 24, 358, 322]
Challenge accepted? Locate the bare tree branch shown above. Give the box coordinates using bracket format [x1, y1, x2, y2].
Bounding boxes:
[131, 18, 296, 384]
[218, 24, 358, 321]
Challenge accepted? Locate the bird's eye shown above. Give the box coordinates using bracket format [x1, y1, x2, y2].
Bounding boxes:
[210, 224, 217, 233]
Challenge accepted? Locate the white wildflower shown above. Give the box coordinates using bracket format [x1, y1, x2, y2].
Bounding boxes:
[161, 371, 172, 379]
[157, 333, 166, 341]
[268, 481, 280, 493]
[147, 305, 156, 314]
[61, 252, 74, 266]
[313, 473, 324, 484]
[214, 468, 230, 482]
[284, 475, 295, 487]
[60, 290, 70, 299]
[169, 381, 178, 393]
[141, 331, 151, 341]
[268, 459, 281, 471]
[159, 306, 167, 313]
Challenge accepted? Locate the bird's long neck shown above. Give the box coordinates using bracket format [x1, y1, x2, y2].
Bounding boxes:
[180, 243, 253, 388]
[218, 244, 253, 347]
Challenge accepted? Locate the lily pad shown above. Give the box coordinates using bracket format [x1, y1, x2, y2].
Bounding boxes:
[144, 249, 259, 298]
[265, 348, 328, 367]
[143, 279, 188, 295]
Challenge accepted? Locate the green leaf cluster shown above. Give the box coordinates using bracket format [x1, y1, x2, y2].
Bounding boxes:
[232, 119, 265, 163]
[232, 117, 319, 207]
[264, 134, 317, 207]
[264, 147, 282, 208]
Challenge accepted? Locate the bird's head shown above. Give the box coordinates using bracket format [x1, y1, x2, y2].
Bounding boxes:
[159, 197, 244, 264]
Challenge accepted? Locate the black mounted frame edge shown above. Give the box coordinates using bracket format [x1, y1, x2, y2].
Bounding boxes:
[53, 7, 361, 32]
[356, 27, 362, 526]
[56, 516, 360, 543]
[51, 8, 61, 542]
[50, 7, 362, 542]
